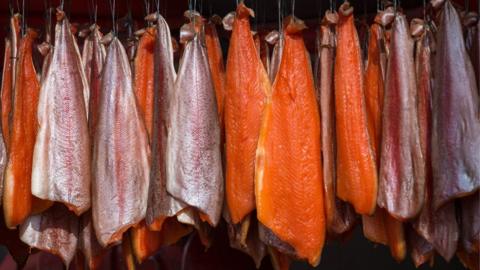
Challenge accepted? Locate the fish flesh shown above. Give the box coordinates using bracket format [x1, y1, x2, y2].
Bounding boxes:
[362, 11, 406, 261]
[224, 3, 271, 225]
[205, 16, 226, 130]
[255, 16, 325, 266]
[315, 10, 356, 236]
[133, 27, 156, 138]
[166, 13, 223, 227]
[31, 10, 91, 215]
[378, 13, 425, 220]
[130, 25, 164, 263]
[410, 16, 460, 262]
[1, 14, 21, 152]
[20, 203, 79, 266]
[3, 29, 52, 228]
[335, 2, 377, 215]
[82, 24, 106, 138]
[92, 37, 150, 247]
[431, 0, 480, 210]
[146, 13, 185, 228]
[265, 30, 283, 83]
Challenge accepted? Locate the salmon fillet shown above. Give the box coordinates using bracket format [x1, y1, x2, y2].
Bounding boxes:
[335, 2, 377, 215]
[255, 16, 325, 266]
[225, 3, 271, 224]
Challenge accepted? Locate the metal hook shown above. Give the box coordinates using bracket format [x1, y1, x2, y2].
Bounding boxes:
[21, 0, 25, 36]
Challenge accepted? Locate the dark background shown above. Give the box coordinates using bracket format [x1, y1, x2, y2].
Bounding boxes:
[0, 0, 478, 269]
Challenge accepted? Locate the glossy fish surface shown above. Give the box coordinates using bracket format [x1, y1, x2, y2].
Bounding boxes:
[335, 2, 377, 215]
[378, 14, 425, 220]
[20, 203, 78, 266]
[92, 37, 150, 247]
[255, 17, 325, 266]
[225, 3, 271, 224]
[3, 29, 52, 228]
[166, 17, 223, 226]
[31, 11, 91, 215]
[146, 14, 186, 227]
[431, 0, 480, 209]
[316, 11, 356, 236]
[82, 24, 106, 138]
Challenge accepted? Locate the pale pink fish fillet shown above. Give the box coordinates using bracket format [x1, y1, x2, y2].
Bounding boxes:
[166, 28, 223, 226]
[92, 37, 150, 247]
[31, 11, 91, 215]
[20, 203, 79, 266]
[146, 14, 186, 227]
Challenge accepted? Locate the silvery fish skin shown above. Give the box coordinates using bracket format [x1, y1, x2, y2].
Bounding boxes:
[82, 25, 106, 138]
[166, 24, 223, 227]
[92, 37, 150, 247]
[378, 14, 425, 220]
[31, 11, 91, 215]
[431, 0, 480, 209]
[20, 204, 79, 266]
[146, 14, 186, 227]
[411, 18, 459, 262]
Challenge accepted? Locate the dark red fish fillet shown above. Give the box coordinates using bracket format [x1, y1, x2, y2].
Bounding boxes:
[408, 227, 434, 268]
[431, 0, 480, 210]
[378, 13, 425, 220]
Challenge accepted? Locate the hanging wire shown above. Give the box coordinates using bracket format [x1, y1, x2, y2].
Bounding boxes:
[254, 0, 258, 31]
[109, 0, 116, 35]
[464, 0, 469, 12]
[60, 0, 64, 10]
[292, 0, 296, 17]
[21, 0, 25, 36]
[8, 0, 13, 16]
[277, 0, 281, 32]
[423, 0, 426, 21]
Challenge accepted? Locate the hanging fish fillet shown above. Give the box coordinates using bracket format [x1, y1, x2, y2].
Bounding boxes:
[31, 10, 91, 215]
[225, 3, 271, 225]
[255, 16, 325, 266]
[266, 30, 283, 83]
[133, 27, 155, 138]
[431, 0, 480, 209]
[92, 36, 150, 247]
[457, 247, 480, 270]
[411, 15, 459, 261]
[378, 13, 425, 220]
[408, 227, 434, 268]
[166, 12, 223, 227]
[361, 11, 405, 259]
[20, 203, 79, 266]
[205, 16, 226, 129]
[129, 25, 165, 263]
[146, 13, 186, 228]
[335, 2, 377, 215]
[315, 10, 356, 236]
[82, 24, 106, 138]
[1, 14, 21, 152]
[3, 29, 52, 229]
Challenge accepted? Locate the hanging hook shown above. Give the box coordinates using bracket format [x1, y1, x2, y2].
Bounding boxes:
[277, 0, 281, 32]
